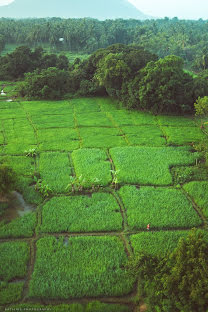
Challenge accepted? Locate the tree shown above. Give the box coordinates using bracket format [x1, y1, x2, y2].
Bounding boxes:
[17, 67, 70, 100]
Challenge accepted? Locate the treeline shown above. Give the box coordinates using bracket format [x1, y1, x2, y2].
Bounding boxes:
[1, 17, 208, 70]
[13, 44, 208, 114]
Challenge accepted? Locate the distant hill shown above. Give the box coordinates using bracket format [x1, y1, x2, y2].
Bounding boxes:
[0, 0, 150, 20]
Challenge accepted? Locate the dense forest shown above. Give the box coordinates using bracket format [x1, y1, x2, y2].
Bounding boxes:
[1, 17, 208, 70]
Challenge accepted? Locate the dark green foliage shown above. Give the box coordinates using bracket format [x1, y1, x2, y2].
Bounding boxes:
[132, 230, 208, 312]
[0, 282, 24, 304]
[171, 165, 208, 185]
[17, 67, 70, 100]
[0, 164, 16, 195]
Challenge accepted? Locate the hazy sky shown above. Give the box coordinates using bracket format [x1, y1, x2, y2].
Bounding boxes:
[0, 0, 208, 20]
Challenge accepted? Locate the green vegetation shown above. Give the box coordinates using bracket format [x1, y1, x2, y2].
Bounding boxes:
[9, 302, 131, 312]
[0, 212, 36, 238]
[0, 282, 24, 304]
[71, 149, 112, 188]
[110, 146, 199, 185]
[39, 152, 72, 193]
[119, 186, 202, 230]
[0, 241, 29, 281]
[162, 126, 205, 145]
[183, 181, 208, 218]
[29, 236, 134, 298]
[171, 165, 208, 185]
[0, 164, 16, 195]
[40, 193, 123, 233]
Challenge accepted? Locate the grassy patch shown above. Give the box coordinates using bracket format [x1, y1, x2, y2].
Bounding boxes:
[0, 282, 24, 304]
[183, 181, 208, 218]
[0, 212, 36, 238]
[9, 302, 131, 312]
[162, 126, 204, 145]
[29, 236, 134, 298]
[72, 98, 101, 113]
[71, 149, 112, 188]
[97, 97, 121, 111]
[40, 193, 123, 233]
[23, 100, 74, 115]
[15, 176, 43, 205]
[119, 186, 202, 230]
[121, 125, 166, 146]
[0, 241, 29, 282]
[31, 114, 74, 129]
[157, 115, 196, 127]
[39, 152, 72, 193]
[37, 128, 80, 151]
[76, 112, 113, 127]
[110, 146, 199, 186]
[171, 165, 208, 185]
[79, 127, 126, 148]
[130, 231, 189, 256]
[0, 155, 35, 176]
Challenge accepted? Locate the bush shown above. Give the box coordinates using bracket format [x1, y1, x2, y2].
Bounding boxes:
[194, 96, 208, 116]
[0, 164, 16, 195]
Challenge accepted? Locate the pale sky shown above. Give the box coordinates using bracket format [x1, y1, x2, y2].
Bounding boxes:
[0, 0, 208, 20]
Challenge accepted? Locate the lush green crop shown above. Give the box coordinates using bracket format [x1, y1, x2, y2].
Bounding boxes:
[40, 193, 122, 233]
[0, 241, 29, 281]
[79, 127, 126, 148]
[108, 110, 156, 127]
[0, 212, 36, 238]
[72, 98, 101, 113]
[110, 146, 199, 185]
[121, 125, 166, 146]
[0, 282, 24, 304]
[183, 181, 208, 218]
[29, 236, 134, 298]
[15, 176, 43, 205]
[71, 148, 112, 188]
[77, 112, 113, 127]
[31, 114, 75, 129]
[0, 155, 35, 176]
[39, 152, 72, 193]
[162, 126, 204, 145]
[130, 231, 189, 256]
[171, 165, 208, 185]
[119, 186, 202, 230]
[157, 115, 196, 127]
[9, 302, 132, 312]
[23, 100, 74, 115]
[37, 128, 79, 151]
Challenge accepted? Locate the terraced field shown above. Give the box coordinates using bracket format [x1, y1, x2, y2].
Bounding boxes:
[0, 96, 208, 311]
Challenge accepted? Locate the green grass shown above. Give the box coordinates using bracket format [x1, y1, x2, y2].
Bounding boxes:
[9, 302, 131, 312]
[72, 98, 101, 113]
[110, 146, 199, 186]
[76, 112, 113, 127]
[0, 155, 35, 176]
[40, 193, 123, 233]
[162, 126, 205, 145]
[157, 115, 196, 127]
[171, 165, 208, 185]
[0, 282, 24, 304]
[183, 181, 208, 218]
[0, 212, 36, 238]
[130, 231, 190, 256]
[37, 128, 80, 151]
[108, 110, 156, 127]
[121, 125, 166, 146]
[0, 241, 29, 282]
[39, 152, 72, 193]
[71, 148, 112, 188]
[29, 236, 134, 299]
[23, 100, 74, 115]
[15, 176, 43, 205]
[79, 127, 127, 148]
[31, 114, 75, 129]
[119, 186, 202, 230]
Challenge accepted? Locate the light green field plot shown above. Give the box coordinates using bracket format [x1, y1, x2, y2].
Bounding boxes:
[29, 236, 134, 298]
[0, 131, 4, 144]
[31, 114, 74, 129]
[157, 115, 196, 127]
[162, 126, 204, 145]
[130, 231, 189, 256]
[40, 193, 122, 233]
[0, 108, 25, 120]
[108, 110, 156, 127]
[183, 181, 208, 218]
[110, 146, 199, 185]
[4, 143, 38, 155]
[72, 98, 101, 113]
[37, 128, 80, 151]
[71, 149, 112, 188]
[121, 125, 166, 146]
[79, 127, 127, 148]
[0, 282, 24, 304]
[39, 152, 72, 193]
[0, 155, 35, 176]
[0, 241, 29, 281]
[119, 186, 202, 230]
[16, 176, 43, 205]
[10, 302, 132, 312]
[97, 97, 121, 111]
[0, 212, 36, 238]
[76, 112, 113, 127]
[23, 100, 74, 115]
[0, 100, 20, 110]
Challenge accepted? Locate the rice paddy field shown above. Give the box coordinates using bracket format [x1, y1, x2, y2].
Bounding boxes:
[0, 92, 208, 311]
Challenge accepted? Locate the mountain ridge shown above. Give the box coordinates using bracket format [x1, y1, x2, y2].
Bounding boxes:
[0, 0, 150, 20]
